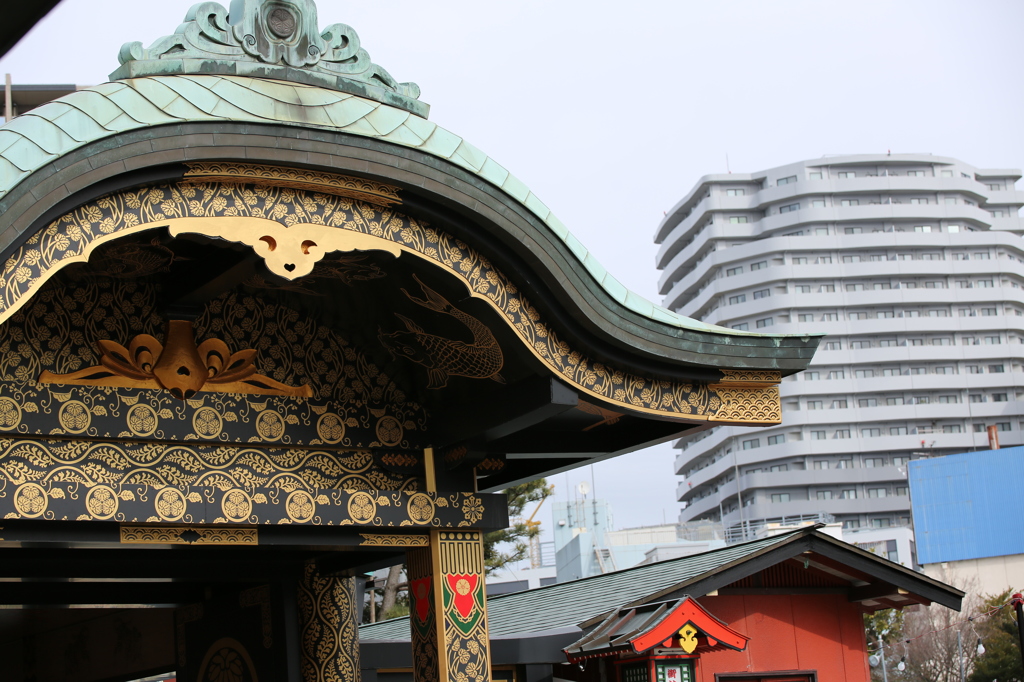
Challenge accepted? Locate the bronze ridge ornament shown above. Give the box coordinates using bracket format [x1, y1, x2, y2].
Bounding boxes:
[39, 319, 312, 400]
[380, 275, 504, 389]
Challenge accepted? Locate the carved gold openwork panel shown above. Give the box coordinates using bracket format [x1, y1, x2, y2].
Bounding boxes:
[0, 166, 781, 423]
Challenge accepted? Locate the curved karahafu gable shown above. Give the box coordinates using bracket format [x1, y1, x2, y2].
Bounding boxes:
[0, 0, 820, 490]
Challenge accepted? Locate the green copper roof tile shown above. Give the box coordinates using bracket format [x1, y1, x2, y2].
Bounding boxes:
[499, 173, 530, 204]
[65, 91, 126, 128]
[523, 193, 550, 221]
[47, 107, 118, 142]
[478, 157, 510, 188]
[1, 136, 49, 172]
[2, 117, 74, 156]
[582, 252, 607, 283]
[103, 87, 180, 126]
[401, 114, 435, 144]
[624, 290, 655, 318]
[364, 105, 410, 137]
[380, 123, 429, 149]
[452, 141, 487, 174]
[292, 83, 352, 108]
[563, 232, 589, 262]
[601, 274, 629, 304]
[544, 213, 570, 240]
[157, 76, 224, 115]
[322, 96, 378, 129]
[0, 158, 25, 193]
[158, 95, 211, 121]
[420, 126, 463, 160]
[127, 78, 185, 111]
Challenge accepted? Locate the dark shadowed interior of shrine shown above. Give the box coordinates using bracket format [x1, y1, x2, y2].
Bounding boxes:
[0, 2, 820, 681]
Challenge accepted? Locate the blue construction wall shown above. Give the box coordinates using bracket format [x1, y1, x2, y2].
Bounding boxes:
[909, 446, 1024, 565]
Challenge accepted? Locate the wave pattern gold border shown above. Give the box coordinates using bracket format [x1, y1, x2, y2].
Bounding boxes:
[0, 173, 781, 423]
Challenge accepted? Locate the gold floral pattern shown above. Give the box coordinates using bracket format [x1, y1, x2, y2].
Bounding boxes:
[254, 410, 285, 441]
[155, 487, 187, 521]
[58, 400, 91, 434]
[193, 407, 223, 439]
[13, 482, 47, 518]
[221, 489, 252, 522]
[85, 485, 119, 519]
[0, 397, 20, 429]
[127, 404, 159, 437]
[407, 492, 435, 525]
[376, 415, 403, 446]
[347, 491, 376, 523]
[0, 438, 418, 492]
[297, 564, 359, 682]
[316, 413, 345, 444]
[286, 489, 315, 523]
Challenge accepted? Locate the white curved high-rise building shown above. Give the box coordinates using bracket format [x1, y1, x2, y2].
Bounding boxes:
[655, 154, 1024, 536]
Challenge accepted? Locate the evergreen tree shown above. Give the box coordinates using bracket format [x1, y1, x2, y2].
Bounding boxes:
[969, 590, 1024, 682]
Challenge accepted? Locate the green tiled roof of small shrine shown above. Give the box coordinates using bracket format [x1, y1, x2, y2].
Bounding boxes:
[0, 0, 816, 343]
[358, 531, 797, 640]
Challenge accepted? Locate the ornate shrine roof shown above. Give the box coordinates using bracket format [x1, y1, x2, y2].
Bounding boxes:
[0, 1, 817, 350]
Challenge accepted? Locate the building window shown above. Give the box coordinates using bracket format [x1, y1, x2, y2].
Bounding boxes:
[770, 464, 789, 472]
[814, 460, 829, 470]
[937, 395, 958, 403]
[890, 426, 908, 435]
[997, 422, 1011, 432]
[973, 423, 987, 432]
[974, 252, 991, 260]
[840, 199, 859, 207]
[978, 279, 994, 288]
[910, 198, 930, 205]
[985, 336, 1002, 345]
[728, 294, 747, 305]
[941, 170, 954, 177]
[798, 313, 814, 322]
[778, 175, 797, 186]
[726, 266, 743, 276]
[732, 323, 749, 331]
[812, 199, 826, 208]
[771, 493, 791, 503]
[993, 393, 1008, 402]
[896, 487, 908, 496]
[796, 285, 812, 294]
[886, 397, 905, 406]
[835, 429, 851, 439]
[942, 424, 962, 433]
[726, 188, 746, 196]
[767, 435, 784, 445]
[859, 398, 878, 407]
[832, 399, 848, 409]
[742, 438, 760, 450]
[981, 308, 997, 316]
[779, 203, 800, 214]
[867, 488, 887, 498]
[756, 317, 773, 328]
[753, 289, 770, 300]
[988, 364, 1005, 373]
[862, 428, 882, 438]
[793, 257, 809, 265]
[872, 518, 892, 529]
[809, 172, 823, 180]
[807, 400, 823, 409]
[837, 171, 855, 179]
[811, 430, 827, 440]
[837, 459, 853, 469]
[851, 341, 872, 349]
[751, 260, 767, 271]
[841, 489, 857, 499]
[817, 491, 834, 500]
[969, 394, 986, 403]
[822, 312, 838, 321]
[825, 341, 842, 350]
[729, 216, 749, 224]
[865, 457, 886, 467]
[828, 370, 845, 380]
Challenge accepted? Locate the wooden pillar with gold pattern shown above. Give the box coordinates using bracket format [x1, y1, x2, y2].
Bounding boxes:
[408, 530, 492, 682]
[297, 563, 361, 682]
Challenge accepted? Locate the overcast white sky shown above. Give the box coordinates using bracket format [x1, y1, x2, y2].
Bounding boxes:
[3, 0, 1023, 535]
